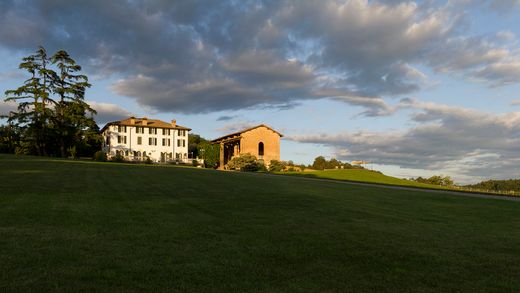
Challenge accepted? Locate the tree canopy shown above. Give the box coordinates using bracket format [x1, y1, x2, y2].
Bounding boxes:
[2, 46, 100, 157]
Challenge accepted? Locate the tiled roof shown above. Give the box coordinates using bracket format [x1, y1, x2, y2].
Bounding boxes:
[211, 124, 283, 143]
[100, 117, 191, 132]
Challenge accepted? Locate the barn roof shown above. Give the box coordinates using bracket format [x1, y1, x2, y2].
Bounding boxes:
[211, 124, 283, 143]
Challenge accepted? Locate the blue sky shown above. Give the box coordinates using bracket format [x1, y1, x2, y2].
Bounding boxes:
[1, 0, 520, 183]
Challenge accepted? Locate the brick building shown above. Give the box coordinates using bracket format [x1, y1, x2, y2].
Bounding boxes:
[211, 124, 283, 169]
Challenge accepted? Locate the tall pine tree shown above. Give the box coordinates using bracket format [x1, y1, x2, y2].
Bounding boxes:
[3, 46, 100, 157]
[51, 50, 95, 157]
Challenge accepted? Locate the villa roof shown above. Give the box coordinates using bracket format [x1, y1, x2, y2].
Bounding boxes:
[100, 117, 191, 133]
[211, 124, 283, 143]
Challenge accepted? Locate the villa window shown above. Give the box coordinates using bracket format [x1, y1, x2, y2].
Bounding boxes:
[137, 137, 142, 145]
[149, 127, 157, 135]
[136, 127, 144, 134]
[149, 137, 157, 146]
[118, 125, 127, 133]
[118, 135, 127, 144]
[163, 129, 170, 136]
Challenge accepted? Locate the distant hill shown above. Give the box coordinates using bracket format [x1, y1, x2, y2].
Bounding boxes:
[283, 169, 445, 189]
[465, 179, 520, 192]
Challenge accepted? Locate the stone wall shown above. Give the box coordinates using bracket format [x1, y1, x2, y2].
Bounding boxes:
[240, 126, 281, 165]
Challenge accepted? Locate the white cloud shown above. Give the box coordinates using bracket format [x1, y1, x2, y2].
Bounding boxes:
[287, 100, 520, 182]
[0, 70, 24, 81]
[0, 100, 17, 116]
[88, 101, 134, 125]
[0, 0, 518, 115]
[215, 120, 257, 137]
[474, 62, 520, 86]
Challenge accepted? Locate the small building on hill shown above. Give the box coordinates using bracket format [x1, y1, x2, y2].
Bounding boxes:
[100, 117, 191, 163]
[211, 124, 283, 169]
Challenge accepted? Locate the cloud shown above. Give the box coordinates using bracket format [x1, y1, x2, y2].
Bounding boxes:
[88, 101, 134, 125]
[216, 115, 238, 121]
[0, 0, 519, 115]
[496, 31, 516, 42]
[277, 0, 452, 96]
[0, 100, 17, 117]
[427, 36, 520, 85]
[215, 120, 257, 137]
[474, 62, 520, 86]
[287, 100, 520, 182]
[489, 0, 520, 12]
[0, 70, 24, 81]
[111, 51, 319, 113]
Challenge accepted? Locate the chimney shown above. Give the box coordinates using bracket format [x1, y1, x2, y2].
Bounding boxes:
[142, 117, 148, 126]
[171, 119, 177, 127]
[130, 116, 135, 125]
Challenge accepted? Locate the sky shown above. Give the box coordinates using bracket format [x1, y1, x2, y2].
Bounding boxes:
[1, 0, 520, 184]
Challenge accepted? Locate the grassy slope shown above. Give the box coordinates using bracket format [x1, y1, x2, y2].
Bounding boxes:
[1, 154, 520, 291]
[283, 169, 445, 189]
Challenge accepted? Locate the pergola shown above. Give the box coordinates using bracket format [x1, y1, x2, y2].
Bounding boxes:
[212, 134, 242, 169]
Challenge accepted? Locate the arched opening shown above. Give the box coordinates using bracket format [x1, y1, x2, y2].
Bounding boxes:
[258, 142, 264, 156]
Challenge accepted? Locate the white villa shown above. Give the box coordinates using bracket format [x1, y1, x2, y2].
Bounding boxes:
[101, 117, 192, 163]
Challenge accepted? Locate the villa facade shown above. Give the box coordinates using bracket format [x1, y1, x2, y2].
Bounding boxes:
[101, 117, 191, 163]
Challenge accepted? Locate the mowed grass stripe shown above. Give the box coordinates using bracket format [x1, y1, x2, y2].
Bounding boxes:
[1, 154, 520, 291]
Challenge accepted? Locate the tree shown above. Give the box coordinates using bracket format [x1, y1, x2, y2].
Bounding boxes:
[3, 46, 100, 157]
[312, 156, 327, 170]
[411, 175, 454, 186]
[50, 49, 95, 157]
[198, 141, 220, 168]
[4, 47, 56, 156]
[0, 123, 20, 154]
[188, 133, 206, 158]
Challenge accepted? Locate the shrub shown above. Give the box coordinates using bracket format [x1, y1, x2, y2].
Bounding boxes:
[93, 151, 107, 162]
[67, 146, 77, 159]
[112, 153, 125, 163]
[227, 153, 264, 172]
[144, 156, 153, 164]
[268, 160, 286, 172]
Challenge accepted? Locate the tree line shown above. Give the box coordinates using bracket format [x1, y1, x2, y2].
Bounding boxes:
[464, 179, 520, 192]
[1, 47, 100, 157]
[310, 156, 365, 170]
[409, 175, 454, 186]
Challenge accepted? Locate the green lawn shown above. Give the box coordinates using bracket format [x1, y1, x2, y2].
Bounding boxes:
[1, 154, 520, 291]
[282, 169, 447, 189]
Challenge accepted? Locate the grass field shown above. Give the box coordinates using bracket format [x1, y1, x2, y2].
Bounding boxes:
[1, 154, 520, 291]
[281, 169, 445, 189]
